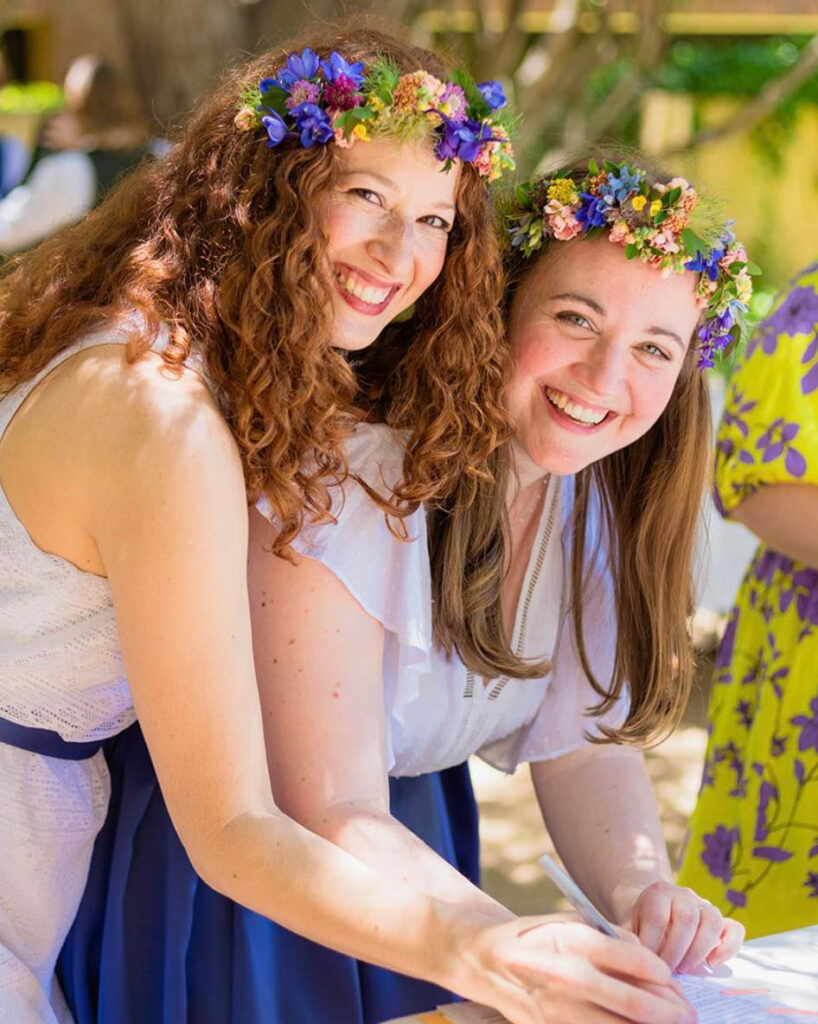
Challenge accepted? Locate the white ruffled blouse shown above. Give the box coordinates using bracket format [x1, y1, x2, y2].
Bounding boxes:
[262, 423, 627, 777]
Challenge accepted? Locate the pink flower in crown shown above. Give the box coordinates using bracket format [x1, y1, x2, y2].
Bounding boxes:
[721, 243, 748, 268]
[285, 80, 322, 109]
[333, 126, 353, 148]
[473, 143, 493, 178]
[653, 231, 680, 255]
[543, 198, 582, 240]
[438, 82, 468, 119]
[609, 220, 631, 243]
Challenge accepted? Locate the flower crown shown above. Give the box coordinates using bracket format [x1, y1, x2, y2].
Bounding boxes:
[506, 158, 758, 369]
[234, 48, 515, 181]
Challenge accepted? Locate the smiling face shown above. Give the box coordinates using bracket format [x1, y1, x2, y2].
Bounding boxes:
[321, 138, 460, 351]
[505, 235, 703, 481]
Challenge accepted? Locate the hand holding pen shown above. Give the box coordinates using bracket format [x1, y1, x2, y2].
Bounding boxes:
[535, 853, 697, 1021]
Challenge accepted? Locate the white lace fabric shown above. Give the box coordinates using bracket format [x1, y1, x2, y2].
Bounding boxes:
[0, 326, 157, 1022]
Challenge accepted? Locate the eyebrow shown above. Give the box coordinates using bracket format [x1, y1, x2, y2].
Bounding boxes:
[337, 169, 456, 214]
[549, 291, 686, 350]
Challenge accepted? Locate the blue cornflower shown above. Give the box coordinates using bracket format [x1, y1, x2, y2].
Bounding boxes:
[576, 193, 610, 230]
[603, 166, 643, 202]
[260, 109, 288, 147]
[685, 246, 725, 281]
[290, 102, 334, 147]
[320, 51, 365, 88]
[435, 117, 493, 163]
[266, 48, 321, 93]
[477, 80, 506, 110]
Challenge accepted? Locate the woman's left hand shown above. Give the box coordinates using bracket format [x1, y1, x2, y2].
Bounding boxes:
[621, 881, 744, 973]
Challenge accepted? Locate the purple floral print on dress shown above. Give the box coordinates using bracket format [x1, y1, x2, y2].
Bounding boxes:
[752, 280, 818, 358]
[701, 825, 739, 881]
[792, 698, 818, 754]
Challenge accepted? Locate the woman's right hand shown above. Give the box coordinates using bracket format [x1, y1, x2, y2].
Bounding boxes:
[452, 912, 696, 1024]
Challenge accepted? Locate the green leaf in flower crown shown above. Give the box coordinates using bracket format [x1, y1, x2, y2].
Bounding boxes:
[664, 186, 682, 206]
[624, 243, 638, 259]
[334, 105, 372, 137]
[746, 261, 762, 275]
[588, 158, 599, 175]
[366, 56, 401, 106]
[681, 227, 708, 256]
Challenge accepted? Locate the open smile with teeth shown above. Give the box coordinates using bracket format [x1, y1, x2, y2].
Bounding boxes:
[545, 386, 610, 426]
[335, 268, 394, 307]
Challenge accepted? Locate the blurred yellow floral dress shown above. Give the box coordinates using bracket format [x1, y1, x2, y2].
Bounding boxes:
[678, 262, 818, 937]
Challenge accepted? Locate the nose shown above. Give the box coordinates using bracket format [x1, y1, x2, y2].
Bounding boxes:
[574, 337, 625, 397]
[367, 212, 415, 281]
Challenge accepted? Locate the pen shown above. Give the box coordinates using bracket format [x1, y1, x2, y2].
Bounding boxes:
[538, 853, 619, 938]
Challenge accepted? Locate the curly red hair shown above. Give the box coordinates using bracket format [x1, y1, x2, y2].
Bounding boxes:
[0, 26, 510, 553]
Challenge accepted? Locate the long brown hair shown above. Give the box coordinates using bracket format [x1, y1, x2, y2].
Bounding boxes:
[0, 26, 509, 554]
[425, 155, 712, 744]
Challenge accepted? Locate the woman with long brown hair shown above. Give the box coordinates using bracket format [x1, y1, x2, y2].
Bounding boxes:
[232, 156, 751, 1022]
[0, 25, 602, 1024]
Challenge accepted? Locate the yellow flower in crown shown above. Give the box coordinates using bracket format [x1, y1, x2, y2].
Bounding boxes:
[506, 157, 760, 369]
[237, 49, 517, 180]
[547, 178, 579, 206]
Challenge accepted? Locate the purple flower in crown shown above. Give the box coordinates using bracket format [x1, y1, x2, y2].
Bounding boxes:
[265, 47, 321, 93]
[435, 116, 494, 163]
[320, 52, 365, 87]
[260, 109, 288, 147]
[477, 80, 507, 110]
[290, 102, 334, 147]
[285, 80, 322, 109]
[576, 193, 611, 230]
[686, 246, 726, 281]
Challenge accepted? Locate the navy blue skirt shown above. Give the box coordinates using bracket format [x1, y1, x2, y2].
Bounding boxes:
[58, 723, 479, 1023]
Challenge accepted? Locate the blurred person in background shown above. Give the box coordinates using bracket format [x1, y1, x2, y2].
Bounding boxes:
[679, 260, 818, 936]
[0, 55, 148, 254]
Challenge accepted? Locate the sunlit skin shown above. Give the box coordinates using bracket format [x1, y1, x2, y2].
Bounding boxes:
[505, 235, 703, 492]
[323, 139, 459, 351]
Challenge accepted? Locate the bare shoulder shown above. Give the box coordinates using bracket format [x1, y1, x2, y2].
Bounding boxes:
[0, 341, 245, 569]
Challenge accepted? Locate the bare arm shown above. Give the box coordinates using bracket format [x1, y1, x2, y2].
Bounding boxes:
[248, 509, 697, 1022]
[531, 745, 673, 920]
[1, 347, 692, 1023]
[248, 507, 510, 921]
[730, 482, 818, 569]
[531, 744, 743, 971]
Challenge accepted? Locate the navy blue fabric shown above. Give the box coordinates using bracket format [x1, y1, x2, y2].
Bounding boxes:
[58, 722, 479, 1024]
[0, 715, 104, 760]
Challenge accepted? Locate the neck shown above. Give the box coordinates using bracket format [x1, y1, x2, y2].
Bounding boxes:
[506, 438, 551, 512]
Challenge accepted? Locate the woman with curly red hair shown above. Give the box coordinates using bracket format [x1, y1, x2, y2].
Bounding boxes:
[0, 25, 589, 1024]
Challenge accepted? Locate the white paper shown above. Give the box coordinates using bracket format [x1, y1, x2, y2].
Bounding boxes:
[379, 926, 818, 1024]
[679, 925, 818, 1022]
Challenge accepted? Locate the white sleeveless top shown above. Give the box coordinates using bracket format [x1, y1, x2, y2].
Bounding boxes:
[0, 322, 169, 1023]
[263, 423, 628, 779]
